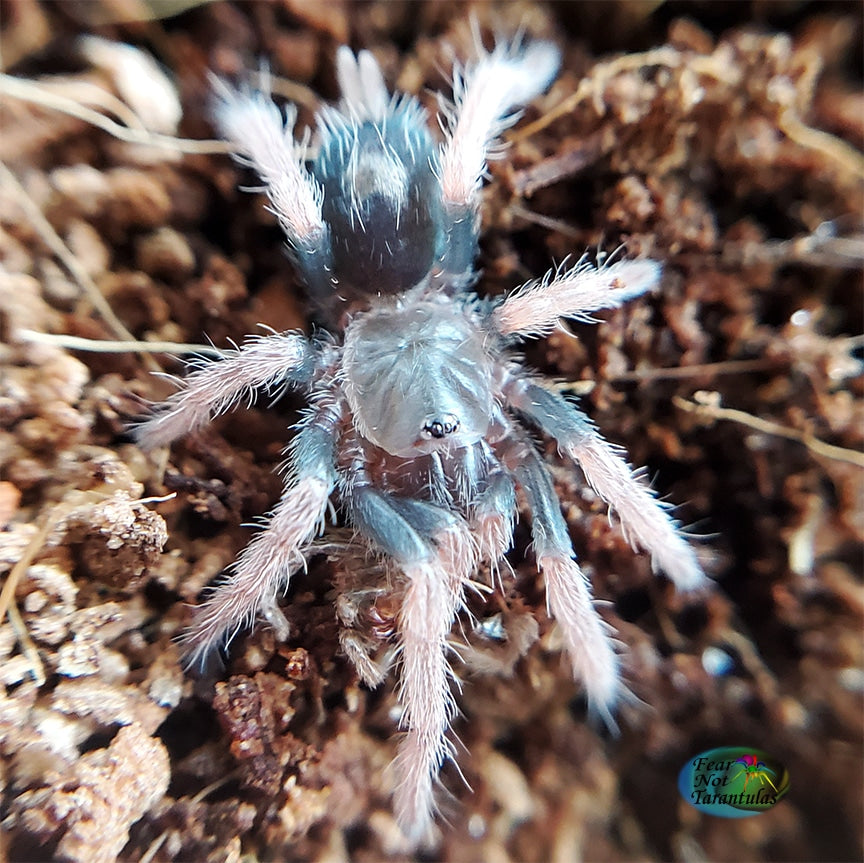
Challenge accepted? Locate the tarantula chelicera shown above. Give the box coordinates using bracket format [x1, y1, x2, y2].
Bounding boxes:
[138, 39, 707, 837]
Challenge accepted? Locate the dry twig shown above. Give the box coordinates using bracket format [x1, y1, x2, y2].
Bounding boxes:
[674, 395, 864, 468]
[0, 163, 162, 370]
[512, 45, 864, 180]
[18, 329, 225, 358]
[0, 73, 232, 155]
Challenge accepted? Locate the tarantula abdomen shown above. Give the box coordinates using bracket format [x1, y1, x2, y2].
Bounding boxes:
[316, 101, 443, 292]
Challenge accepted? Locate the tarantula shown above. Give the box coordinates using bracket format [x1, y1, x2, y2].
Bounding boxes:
[138, 38, 707, 837]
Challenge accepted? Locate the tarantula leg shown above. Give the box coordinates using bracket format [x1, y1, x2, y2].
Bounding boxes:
[395, 527, 474, 839]
[439, 38, 559, 208]
[213, 77, 326, 245]
[471, 468, 516, 575]
[335, 574, 396, 687]
[506, 379, 707, 591]
[348, 485, 473, 839]
[436, 38, 559, 283]
[136, 332, 315, 449]
[503, 437, 620, 721]
[492, 256, 662, 338]
[212, 77, 336, 299]
[338, 630, 391, 688]
[181, 410, 338, 669]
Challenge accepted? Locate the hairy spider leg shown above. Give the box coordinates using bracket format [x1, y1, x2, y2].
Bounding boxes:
[492, 257, 663, 338]
[392, 526, 475, 840]
[333, 561, 398, 689]
[346, 468, 475, 839]
[436, 39, 560, 287]
[469, 466, 516, 585]
[338, 628, 391, 689]
[499, 433, 620, 723]
[180, 401, 340, 669]
[505, 379, 707, 591]
[212, 78, 335, 302]
[135, 331, 315, 449]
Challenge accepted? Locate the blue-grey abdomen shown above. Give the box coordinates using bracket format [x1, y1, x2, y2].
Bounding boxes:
[312, 103, 442, 301]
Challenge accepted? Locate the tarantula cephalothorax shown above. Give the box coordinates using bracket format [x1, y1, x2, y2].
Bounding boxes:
[138, 40, 707, 837]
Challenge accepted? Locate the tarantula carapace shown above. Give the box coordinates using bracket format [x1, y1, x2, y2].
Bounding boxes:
[138, 39, 707, 837]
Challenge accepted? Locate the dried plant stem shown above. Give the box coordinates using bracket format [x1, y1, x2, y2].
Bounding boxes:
[0, 511, 59, 626]
[18, 329, 224, 357]
[612, 358, 783, 382]
[0, 73, 232, 155]
[779, 109, 864, 180]
[674, 396, 864, 468]
[1, 488, 174, 683]
[138, 830, 171, 863]
[7, 602, 45, 685]
[0, 163, 161, 371]
[0, 509, 61, 685]
[35, 78, 149, 131]
[715, 233, 864, 269]
[263, 73, 322, 114]
[190, 770, 241, 804]
[508, 203, 582, 238]
[0, 71, 321, 156]
[512, 46, 681, 141]
[513, 46, 864, 179]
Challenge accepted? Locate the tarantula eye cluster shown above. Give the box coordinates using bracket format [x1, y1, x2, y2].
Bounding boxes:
[423, 417, 459, 440]
[138, 37, 707, 839]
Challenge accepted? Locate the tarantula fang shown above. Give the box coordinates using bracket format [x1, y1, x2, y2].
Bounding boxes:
[138, 38, 707, 839]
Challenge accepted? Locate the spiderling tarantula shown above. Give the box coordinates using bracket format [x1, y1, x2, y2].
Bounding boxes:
[138, 38, 707, 837]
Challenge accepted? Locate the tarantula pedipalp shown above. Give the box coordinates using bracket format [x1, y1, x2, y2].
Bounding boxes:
[138, 40, 707, 837]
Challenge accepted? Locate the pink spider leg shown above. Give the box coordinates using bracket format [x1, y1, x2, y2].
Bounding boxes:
[505, 377, 707, 591]
[492, 255, 663, 338]
[338, 624, 392, 690]
[395, 524, 474, 839]
[212, 76, 334, 299]
[457, 434, 515, 593]
[471, 467, 516, 575]
[181, 400, 340, 669]
[440, 36, 559, 208]
[346, 464, 475, 839]
[213, 75, 325, 244]
[499, 433, 620, 723]
[135, 331, 314, 449]
[447, 438, 515, 573]
[436, 37, 560, 284]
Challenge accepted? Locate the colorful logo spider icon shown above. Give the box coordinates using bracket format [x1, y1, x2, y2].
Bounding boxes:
[679, 746, 790, 818]
[732, 754, 779, 793]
